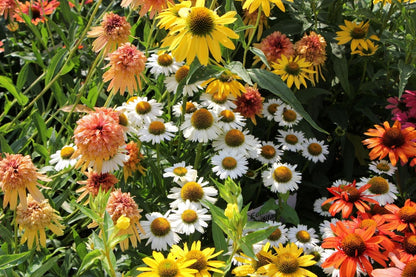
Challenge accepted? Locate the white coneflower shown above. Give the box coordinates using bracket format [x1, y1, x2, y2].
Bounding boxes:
[276, 129, 305, 152]
[262, 162, 302, 194]
[141, 211, 180, 251]
[356, 176, 398, 205]
[319, 218, 339, 239]
[313, 197, 332, 217]
[257, 141, 282, 164]
[331, 179, 350, 187]
[287, 224, 319, 251]
[212, 129, 261, 158]
[164, 65, 203, 96]
[167, 177, 217, 209]
[138, 119, 178, 144]
[199, 91, 236, 114]
[172, 101, 199, 118]
[301, 138, 329, 163]
[216, 109, 246, 131]
[275, 104, 302, 127]
[263, 98, 283, 121]
[99, 146, 129, 173]
[211, 150, 248, 180]
[163, 161, 198, 183]
[49, 144, 78, 171]
[146, 52, 183, 78]
[368, 160, 397, 176]
[169, 200, 211, 235]
[260, 221, 288, 247]
[181, 108, 222, 143]
[125, 96, 164, 128]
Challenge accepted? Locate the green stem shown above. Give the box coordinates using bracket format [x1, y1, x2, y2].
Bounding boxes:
[242, 7, 262, 67]
[13, 209, 19, 254]
[176, 94, 188, 158]
[395, 166, 403, 197]
[8, 0, 104, 128]
[193, 142, 204, 170]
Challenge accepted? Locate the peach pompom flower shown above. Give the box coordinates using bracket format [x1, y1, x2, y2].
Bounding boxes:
[76, 169, 118, 203]
[0, 153, 50, 210]
[253, 31, 295, 68]
[106, 189, 145, 251]
[87, 12, 131, 55]
[102, 43, 147, 96]
[72, 109, 126, 173]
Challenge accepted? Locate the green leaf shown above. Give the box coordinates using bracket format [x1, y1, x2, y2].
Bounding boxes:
[33, 143, 49, 160]
[45, 48, 68, 84]
[226, 61, 253, 85]
[247, 68, 327, 134]
[31, 254, 63, 277]
[332, 55, 352, 97]
[33, 112, 47, 144]
[211, 221, 228, 257]
[103, 211, 114, 241]
[280, 202, 299, 225]
[249, 47, 270, 69]
[16, 63, 31, 91]
[242, 227, 275, 246]
[398, 60, 414, 98]
[202, 201, 233, 238]
[76, 249, 102, 276]
[258, 198, 279, 216]
[238, 241, 256, 260]
[0, 76, 28, 106]
[0, 135, 13, 153]
[244, 221, 269, 229]
[0, 251, 31, 270]
[72, 202, 102, 224]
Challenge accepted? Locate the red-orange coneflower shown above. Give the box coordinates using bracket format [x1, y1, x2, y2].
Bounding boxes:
[87, 12, 131, 55]
[76, 169, 118, 203]
[102, 43, 147, 95]
[362, 120, 416, 166]
[395, 233, 416, 263]
[14, 0, 59, 25]
[323, 181, 379, 219]
[16, 195, 65, 250]
[106, 189, 145, 251]
[321, 221, 387, 277]
[384, 199, 416, 234]
[234, 84, 264, 125]
[0, 153, 49, 210]
[72, 109, 126, 172]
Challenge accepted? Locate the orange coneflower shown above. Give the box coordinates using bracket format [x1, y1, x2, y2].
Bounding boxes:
[106, 189, 145, 251]
[87, 12, 131, 55]
[14, 0, 59, 25]
[321, 221, 388, 277]
[72, 109, 126, 173]
[384, 199, 416, 234]
[323, 181, 379, 219]
[123, 141, 146, 182]
[362, 120, 416, 166]
[16, 195, 65, 250]
[76, 169, 118, 203]
[102, 43, 147, 95]
[0, 153, 49, 210]
[234, 84, 264, 125]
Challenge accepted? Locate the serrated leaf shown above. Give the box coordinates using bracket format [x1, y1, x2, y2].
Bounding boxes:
[73, 202, 102, 224]
[31, 254, 63, 277]
[398, 60, 414, 98]
[247, 69, 327, 134]
[33, 112, 47, 144]
[332, 55, 352, 96]
[45, 49, 68, 84]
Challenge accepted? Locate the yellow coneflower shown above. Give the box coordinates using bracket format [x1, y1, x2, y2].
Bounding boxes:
[87, 12, 131, 55]
[271, 55, 315, 90]
[137, 251, 198, 277]
[351, 39, 379, 56]
[106, 189, 145, 251]
[159, 0, 239, 65]
[202, 70, 246, 98]
[242, 0, 293, 17]
[170, 241, 225, 277]
[335, 20, 379, 51]
[0, 153, 49, 210]
[16, 195, 65, 250]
